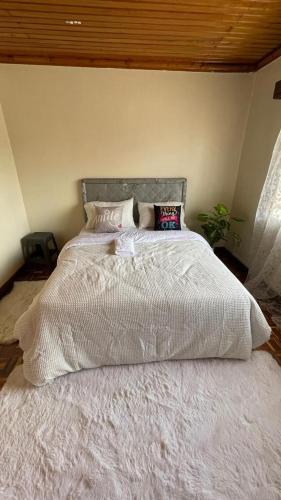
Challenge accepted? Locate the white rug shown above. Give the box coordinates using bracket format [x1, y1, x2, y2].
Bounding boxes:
[0, 281, 45, 344]
[0, 352, 281, 500]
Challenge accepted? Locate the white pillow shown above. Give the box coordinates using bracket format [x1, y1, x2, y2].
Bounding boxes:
[85, 198, 136, 230]
[138, 201, 186, 229]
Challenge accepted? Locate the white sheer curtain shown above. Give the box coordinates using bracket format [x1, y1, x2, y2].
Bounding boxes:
[246, 130, 281, 307]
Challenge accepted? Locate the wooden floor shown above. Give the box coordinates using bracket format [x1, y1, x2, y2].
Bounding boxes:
[1, 251, 280, 389]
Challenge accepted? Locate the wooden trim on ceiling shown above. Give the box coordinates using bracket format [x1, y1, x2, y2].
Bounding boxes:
[0, 53, 257, 72]
[256, 44, 281, 69]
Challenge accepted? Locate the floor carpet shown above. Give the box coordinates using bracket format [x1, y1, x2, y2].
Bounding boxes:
[0, 351, 280, 500]
[0, 281, 46, 344]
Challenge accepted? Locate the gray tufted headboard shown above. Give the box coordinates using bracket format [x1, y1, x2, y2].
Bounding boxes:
[81, 178, 187, 223]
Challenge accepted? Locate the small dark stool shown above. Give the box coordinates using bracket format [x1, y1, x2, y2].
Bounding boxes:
[21, 232, 59, 268]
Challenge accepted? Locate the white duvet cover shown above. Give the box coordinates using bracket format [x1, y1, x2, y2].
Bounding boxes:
[15, 229, 271, 386]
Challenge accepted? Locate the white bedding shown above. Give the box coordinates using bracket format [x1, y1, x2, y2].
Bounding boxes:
[15, 229, 271, 386]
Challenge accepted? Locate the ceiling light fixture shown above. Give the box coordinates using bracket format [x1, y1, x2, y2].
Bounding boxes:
[65, 20, 82, 25]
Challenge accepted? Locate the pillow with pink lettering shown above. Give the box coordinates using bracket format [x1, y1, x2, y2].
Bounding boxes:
[154, 205, 181, 231]
[94, 206, 123, 233]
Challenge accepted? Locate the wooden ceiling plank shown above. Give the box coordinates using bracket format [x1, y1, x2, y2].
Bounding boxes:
[0, 33, 270, 50]
[4, 0, 281, 15]
[0, 35, 222, 48]
[0, 40, 262, 53]
[2, 16, 281, 29]
[4, 1, 281, 19]
[0, 19, 281, 43]
[5, 34, 281, 49]
[0, 44, 256, 64]
[5, 8, 281, 25]
[0, 17, 251, 29]
[3, 21, 281, 41]
[6, 0, 280, 6]
[5, 7, 281, 28]
[0, 42, 265, 60]
[0, 35, 225, 47]
[0, 29, 279, 51]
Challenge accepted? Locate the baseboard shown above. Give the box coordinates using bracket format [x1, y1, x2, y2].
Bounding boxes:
[228, 249, 248, 272]
[0, 261, 31, 299]
[215, 247, 248, 268]
[214, 247, 248, 285]
[0, 272, 17, 300]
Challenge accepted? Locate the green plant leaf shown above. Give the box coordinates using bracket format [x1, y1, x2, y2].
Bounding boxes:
[214, 203, 229, 216]
[229, 231, 242, 244]
[198, 203, 244, 247]
[197, 213, 210, 221]
[217, 219, 227, 228]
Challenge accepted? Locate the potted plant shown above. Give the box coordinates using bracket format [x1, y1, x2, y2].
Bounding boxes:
[197, 203, 244, 248]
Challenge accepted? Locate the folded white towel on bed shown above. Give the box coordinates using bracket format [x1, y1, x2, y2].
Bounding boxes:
[115, 238, 135, 257]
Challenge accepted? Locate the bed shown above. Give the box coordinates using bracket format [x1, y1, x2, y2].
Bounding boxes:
[15, 178, 271, 386]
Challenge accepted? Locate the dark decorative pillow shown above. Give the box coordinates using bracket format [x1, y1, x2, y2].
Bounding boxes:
[154, 205, 181, 231]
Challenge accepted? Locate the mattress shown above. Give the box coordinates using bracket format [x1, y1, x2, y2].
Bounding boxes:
[15, 229, 271, 386]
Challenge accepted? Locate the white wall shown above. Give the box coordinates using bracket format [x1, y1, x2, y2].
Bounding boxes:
[231, 57, 281, 266]
[0, 64, 253, 248]
[0, 104, 29, 286]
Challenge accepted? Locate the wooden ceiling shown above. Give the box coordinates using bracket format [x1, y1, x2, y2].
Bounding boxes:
[1, 0, 281, 72]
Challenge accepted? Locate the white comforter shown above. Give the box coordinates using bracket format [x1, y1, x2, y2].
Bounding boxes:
[15, 229, 271, 386]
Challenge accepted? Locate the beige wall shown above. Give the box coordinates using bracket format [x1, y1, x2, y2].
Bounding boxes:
[0, 64, 253, 248]
[0, 104, 29, 286]
[231, 57, 281, 266]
